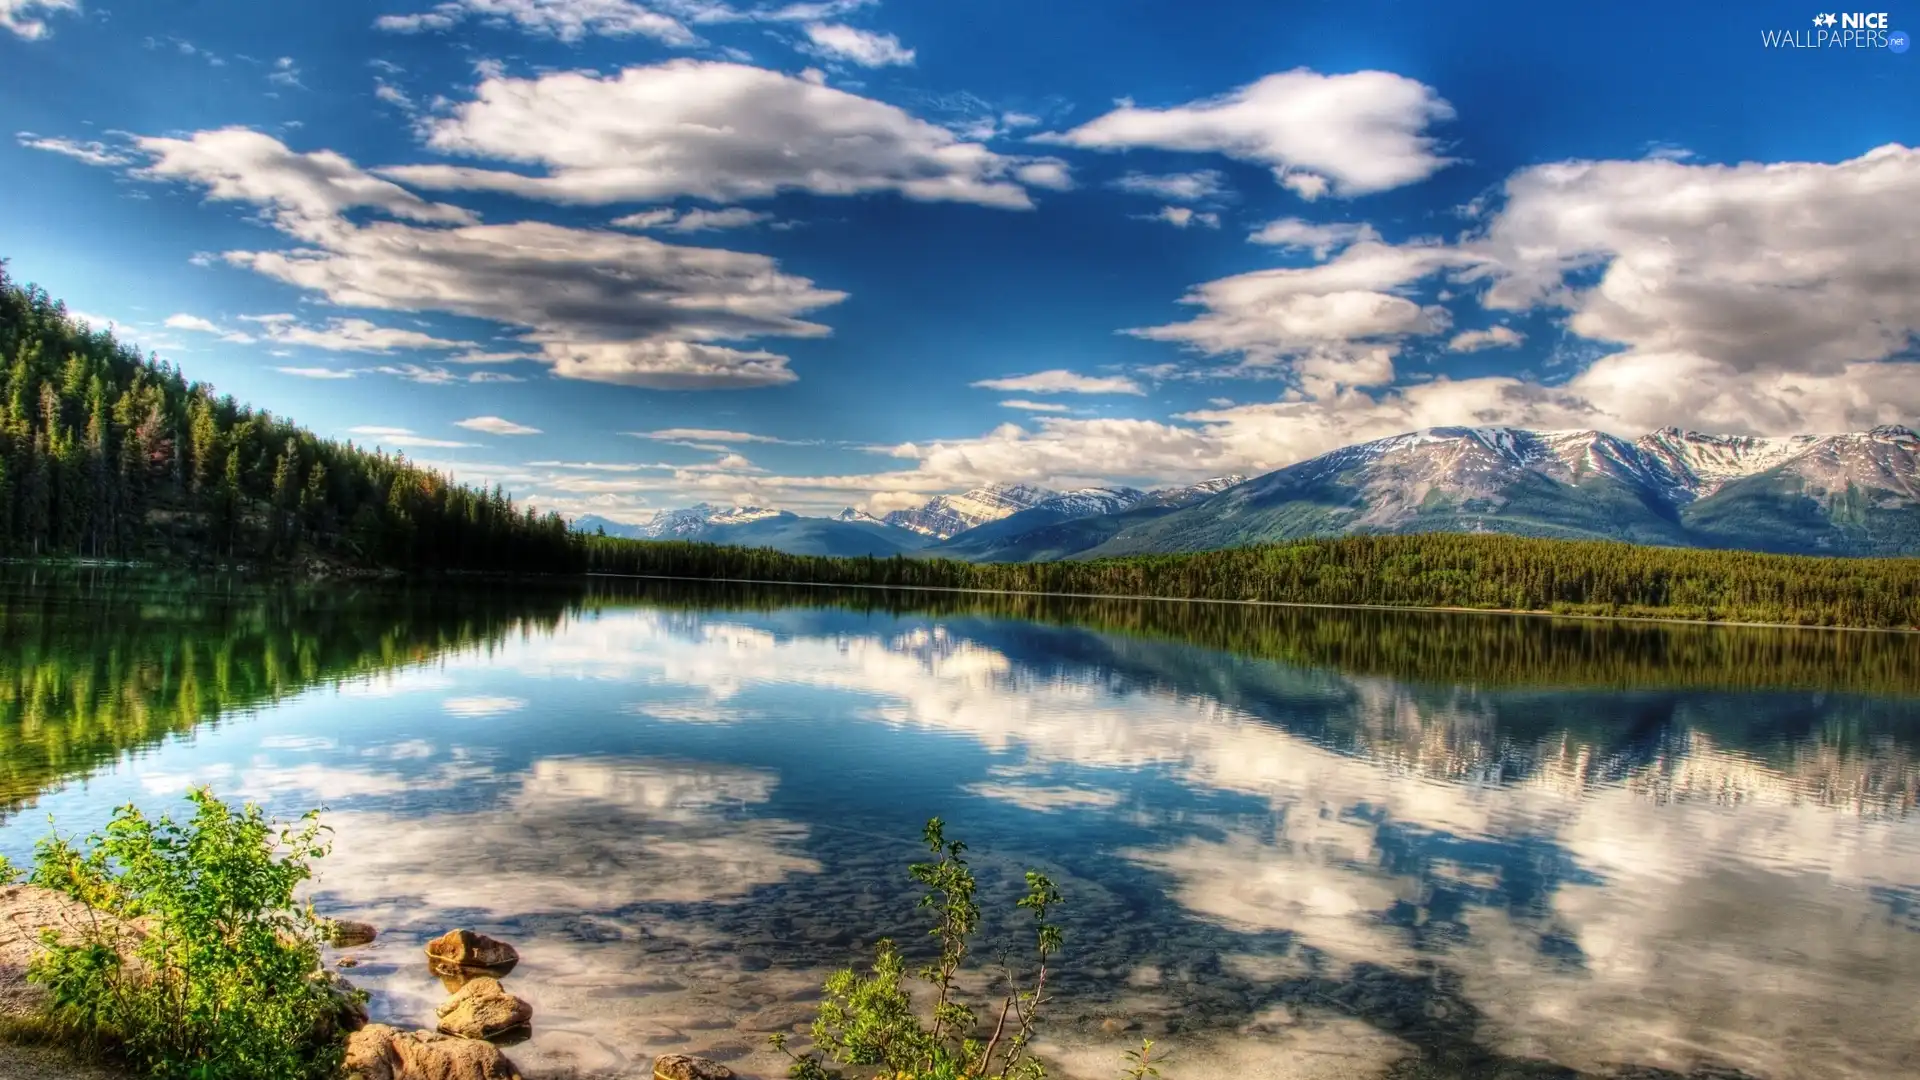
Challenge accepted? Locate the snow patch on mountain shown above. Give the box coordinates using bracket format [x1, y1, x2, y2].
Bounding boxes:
[1035, 487, 1148, 517]
[835, 507, 888, 525]
[884, 484, 1056, 539]
[638, 503, 783, 538]
[1634, 427, 1828, 499]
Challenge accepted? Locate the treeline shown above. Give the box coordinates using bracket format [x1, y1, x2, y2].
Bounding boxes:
[0, 264, 576, 571]
[0, 566, 577, 818]
[580, 532, 1920, 629]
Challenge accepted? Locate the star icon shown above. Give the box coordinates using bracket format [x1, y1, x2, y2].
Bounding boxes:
[1814, 13, 1825, 24]
[1826, 13, 1840, 25]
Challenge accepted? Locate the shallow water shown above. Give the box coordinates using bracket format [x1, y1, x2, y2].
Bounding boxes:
[2, 570, 1918, 1079]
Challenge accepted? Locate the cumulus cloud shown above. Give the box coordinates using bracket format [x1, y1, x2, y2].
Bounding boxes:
[0, 0, 77, 40]
[108, 129, 846, 390]
[970, 370, 1145, 395]
[1128, 240, 1470, 392]
[611, 206, 773, 232]
[456, 415, 543, 435]
[1112, 170, 1226, 202]
[382, 61, 1056, 209]
[1036, 69, 1455, 198]
[163, 313, 223, 335]
[999, 399, 1070, 412]
[134, 127, 476, 238]
[375, 0, 698, 46]
[1448, 326, 1524, 352]
[800, 22, 913, 66]
[1472, 145, 1920, 377]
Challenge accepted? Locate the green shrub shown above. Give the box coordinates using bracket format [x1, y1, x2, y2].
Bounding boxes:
[773, 818, 1162, 1080]
[24, 787, 360, 1080]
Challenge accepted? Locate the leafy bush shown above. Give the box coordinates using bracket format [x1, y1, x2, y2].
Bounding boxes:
[24, 787, 361, 1080]
[773, 818, 1162, 1080]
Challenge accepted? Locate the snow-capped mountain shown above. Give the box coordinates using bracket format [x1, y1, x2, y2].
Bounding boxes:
[883, 483, 1057, 539]
[1033, 487, 1149, 517]
[834, 507, 888, 525]
[1143, 476, 1248, 506]
[1084, 425, 1920, 559]
[634, 503, 783, 538]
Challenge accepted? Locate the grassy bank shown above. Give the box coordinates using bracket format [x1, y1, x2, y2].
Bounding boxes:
[580, 532, 1920, 630]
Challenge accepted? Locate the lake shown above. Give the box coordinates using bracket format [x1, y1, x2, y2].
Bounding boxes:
[2, 569, 1917, 1080]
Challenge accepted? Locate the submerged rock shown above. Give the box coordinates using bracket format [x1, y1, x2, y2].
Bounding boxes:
[651, 1054, 735, 1080]
[346, 1024, 524, 1080]
[326, 919, 379, 948]
[424, 929, 519, 971]
[434, 976, 533, 1041]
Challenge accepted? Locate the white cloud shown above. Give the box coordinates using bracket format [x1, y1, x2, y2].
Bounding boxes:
[1448, 326, 1524, 352]
[372, 363, 528, 384]
[116, 129, 845, 390]
[456, 415, 543, 435]
[1247, 217, 1380, 258]
[970, 369, 1145, 395]
[1127, 240, 1468, 392]
[375, 0, 698, 46]
[276, 366, 358, 379]
[999, 399, 1070, 413]
[800, 22, 913, 67]
[163, 313, 223, 334]
[382, 61, 1055, 209]
[245, 314, 479, 353]
[630, 427, 799, 445]
[374, 80, 418, 113]
[1141, 205, 1219, 229]
[16, 132, 132, 167]
[268, 56, 303, 89]
[347, 425, 478, 448]
[0, 0, 77, 40]
[611, 206, 773, 232]
[1112, 170, 1226, 202]
[1037, 68, 1454, 198]
[134, 127, 477, 238]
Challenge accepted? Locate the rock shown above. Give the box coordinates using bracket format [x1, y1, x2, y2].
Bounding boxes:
[347, 1024, 524, 1080]
[315, 970, 370, 1038]
[425, 929, 519, 971]
[434, 977, 533, 1041]
[339, 956, 361, 969]
[326, 919, 379, 947]
[652, 1055, 734, 1080]
[0, 884, 145, 1017]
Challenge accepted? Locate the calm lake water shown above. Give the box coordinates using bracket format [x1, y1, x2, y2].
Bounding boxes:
[3, 570, 1918, 1080]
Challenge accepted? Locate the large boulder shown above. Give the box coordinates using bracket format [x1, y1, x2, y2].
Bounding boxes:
[346, 1024, 524, 1080]
[651, 1054, 735, 1080]
[424, 929, 518, 971]
[434, 976, 532, 1041]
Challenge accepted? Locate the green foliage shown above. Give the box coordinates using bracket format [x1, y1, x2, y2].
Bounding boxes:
[580, 531, 1920, 629]
[24, 787, 360, 1080]
[772, 818, 1077, 1080]
[0, 263, 576, 570]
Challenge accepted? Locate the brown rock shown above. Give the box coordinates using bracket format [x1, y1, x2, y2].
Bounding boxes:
[434, 976, 533, 1041]
[347, 1024, 524, 1080]
[652, 1054, 734, 1080]
[326, 919, 379, 947]
[424, 929, 519, 971]
[0, 884, 146, 1017]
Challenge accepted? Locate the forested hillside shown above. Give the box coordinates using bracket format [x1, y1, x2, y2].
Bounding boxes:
[580, 531, 1920, 629]
[0, 264, 575, 571]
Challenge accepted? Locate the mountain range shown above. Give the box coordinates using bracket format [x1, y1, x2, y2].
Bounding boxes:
[572, 426, 1920, 560]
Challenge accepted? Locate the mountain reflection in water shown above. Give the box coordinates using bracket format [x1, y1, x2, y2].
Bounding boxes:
[2, 570, 1916, 1080]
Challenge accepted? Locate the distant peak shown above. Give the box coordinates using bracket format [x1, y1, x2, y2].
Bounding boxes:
[1869, 424, 1918, 441]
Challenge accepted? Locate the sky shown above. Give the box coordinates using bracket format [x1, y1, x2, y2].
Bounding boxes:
[2, 0, 1916, 521]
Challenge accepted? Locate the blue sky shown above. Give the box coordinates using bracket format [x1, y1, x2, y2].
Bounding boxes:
[2, 0, 1916, 520]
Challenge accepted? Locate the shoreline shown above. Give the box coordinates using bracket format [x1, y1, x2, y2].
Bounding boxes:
[582, 572, 1920, 636]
